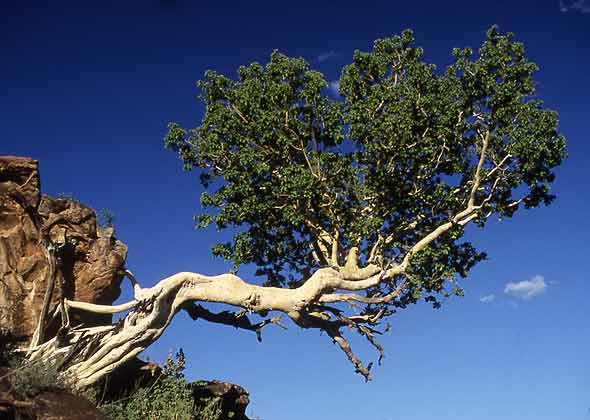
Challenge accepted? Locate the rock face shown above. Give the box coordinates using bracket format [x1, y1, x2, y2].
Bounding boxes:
[192, 380, 251, 420]
[0, 156, 252, 420]
[0, 366, 107, 420]
[98, 360, 252, 420]
[0, 156, 128, 346]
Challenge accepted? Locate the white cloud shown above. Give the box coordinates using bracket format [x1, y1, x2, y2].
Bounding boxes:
[318, 50, 338, 62]
[328, 81, 340, 96]
[559, 0, 590, 13]
[480, 294, 495, 303]
[504, 275, 547, 300]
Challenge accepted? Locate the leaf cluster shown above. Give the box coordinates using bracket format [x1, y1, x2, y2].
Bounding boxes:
[5, 356, 74, 397]
[165, 26, 565, 304]
[101, 350, 195, 420]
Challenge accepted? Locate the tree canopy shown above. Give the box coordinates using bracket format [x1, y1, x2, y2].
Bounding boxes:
[159, 27, 566, 379]
[19, 27, 566, 388]
[25, 26, 566, 388]
[166, 25, 564, 300]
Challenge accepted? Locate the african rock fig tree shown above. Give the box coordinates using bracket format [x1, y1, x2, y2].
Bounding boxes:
[29, 26, 565, 386]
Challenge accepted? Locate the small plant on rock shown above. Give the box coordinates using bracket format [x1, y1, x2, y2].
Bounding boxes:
[100, 349, 196, 420]
[4, 356, 74, 397]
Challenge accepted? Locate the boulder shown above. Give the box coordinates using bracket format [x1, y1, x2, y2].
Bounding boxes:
[192, 380, 251, 420]
[0, 366, 106, 420]
[0, 156, 128, 345]
[0, 156, 253, 420]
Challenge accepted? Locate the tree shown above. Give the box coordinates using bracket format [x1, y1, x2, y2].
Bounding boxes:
[27, 26, 565, 387]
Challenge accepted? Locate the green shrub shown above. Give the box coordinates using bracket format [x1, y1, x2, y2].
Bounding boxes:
[101, 349, 196, 420]
[98, 208, 116, 228]
[5, 356, 73, 397]
[193, 394, 223, 420]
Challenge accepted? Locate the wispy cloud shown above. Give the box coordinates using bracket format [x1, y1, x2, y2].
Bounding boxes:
[480, 294, 495, 303]
[328, 81, 340, 96]
[504, 275, 547, 300]
[318, 50, 338, 63]
[559, 0, 590, 13]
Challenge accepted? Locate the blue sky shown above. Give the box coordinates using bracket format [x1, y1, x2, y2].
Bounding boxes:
[2, 1, 589, 419]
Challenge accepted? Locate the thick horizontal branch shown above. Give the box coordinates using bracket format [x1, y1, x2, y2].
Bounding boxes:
[33, 155, 493, 386]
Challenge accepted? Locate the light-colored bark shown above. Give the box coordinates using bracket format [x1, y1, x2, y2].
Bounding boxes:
[26, 128, 513, 386]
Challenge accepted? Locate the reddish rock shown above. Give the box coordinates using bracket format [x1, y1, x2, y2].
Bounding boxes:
[0, 156, 41, 209]
[0, 391, 107, 420]
[0, 156, 128, 345]
[0, 157, 252, 420]
[0, 367, 106, 420]
[192, 380, 250, 419]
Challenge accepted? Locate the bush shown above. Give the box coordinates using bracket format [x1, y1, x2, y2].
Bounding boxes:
[101, 349, 196, 420]
[98, 208, 116, 228]
[4, 356, 73, 397]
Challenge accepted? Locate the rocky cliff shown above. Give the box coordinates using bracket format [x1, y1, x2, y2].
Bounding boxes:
[0, 156, 127, 346]
[0, 156, 252, 420]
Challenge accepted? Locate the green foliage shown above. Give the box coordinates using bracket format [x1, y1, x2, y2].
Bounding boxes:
[4, 356, 73, 397]
[165, 26, 565, 305]
[98, 208, 116, 228]
[101, 350, 196, 420]
[192, 391, 224, 420]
